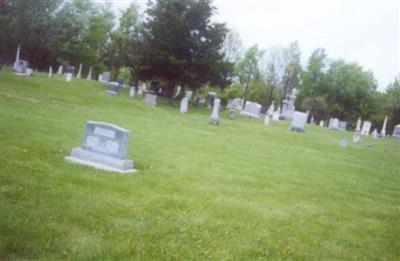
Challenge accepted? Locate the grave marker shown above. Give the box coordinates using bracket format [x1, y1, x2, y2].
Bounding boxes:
[65, 121, 136, 173]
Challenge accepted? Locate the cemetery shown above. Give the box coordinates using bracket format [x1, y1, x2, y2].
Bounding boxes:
[1, 68, 399, 260]
[1, 0, 399, 260]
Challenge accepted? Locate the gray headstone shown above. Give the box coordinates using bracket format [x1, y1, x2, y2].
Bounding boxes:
[105, 82, 120, 95]
[144, 93, 157, 106]
[65, 121, 136, 173]
[340, 139, 348, 148]
[209, 98, 221, 125]
[339, 121, 347, 131]
[239, 101, 262, 118]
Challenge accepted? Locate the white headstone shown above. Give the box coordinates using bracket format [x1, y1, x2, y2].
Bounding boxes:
[65, 73, 73, 82]
[356, 118, 362, 131]
[129, 86, 136, 97]
[86, 66, 92, 80]
[77, 63, 82, 79]
[361, 121, 372, 135]
[272, 109, 280, 121]
[264, 114, 270, 126]
[329, 118, 340, 130]
[290, 111, 308, 132]
[180, 97, 189, 113]
[48, 66, 52, 78]
[144, 93, 157, 106]
[57, 65, 63, 74]
[372, 129, 379, 139]
[13, 45, 21, 71]
[381, 115, 388, 136]
[319, 120, 324, 127]
[208, 98, 221, 125]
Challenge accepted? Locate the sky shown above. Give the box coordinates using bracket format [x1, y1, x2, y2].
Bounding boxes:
[105, 0, 399, 91]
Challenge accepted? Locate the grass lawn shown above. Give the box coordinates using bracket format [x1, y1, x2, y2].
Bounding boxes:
[0, 68, 399, 260]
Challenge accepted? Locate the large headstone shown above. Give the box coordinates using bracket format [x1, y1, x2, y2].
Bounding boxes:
[280, 89, 297, 120]
[144, 92, 157, 106]
[290, 111, 308, 132]
[392, 124, 400, 139]
[361, 121, 372, 135]
[209, 98, 221, 125]
[239, 101, 262, 118]
[105, 82, 120, 95]
[329, 118, 340, 131]
[319, 120, 324, 127]
[65, 121, 136, 173]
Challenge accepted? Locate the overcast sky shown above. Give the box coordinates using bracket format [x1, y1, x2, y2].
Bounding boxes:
[107, 0, 399, 91]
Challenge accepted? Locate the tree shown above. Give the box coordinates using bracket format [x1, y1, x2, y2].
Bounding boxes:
[280, 42, 302, 108]
[0, 0, 64, 68]
[325, 60, 377, 124]
[260, 47, 284, 107]
[54, 0, 114, 74]
[235, 45, 263, 102]
[132, 0, 233, 96]
[104, 3, 140, 78]
[384, 76, 400, 132]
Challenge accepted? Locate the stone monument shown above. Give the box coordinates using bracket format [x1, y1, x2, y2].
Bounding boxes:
[392, 124, 400, 139]
[208, 98, 221, 125]
[105, 82, 120, 95]
[65, 121, 136, 173]
[86, 66, 92, 80]
[380, 115, 388, 136]
[290, 111, 308, 132]
[48, 66, 52, 78]
[144, 92, 157, 106]
[57, 65, 63, 74]
[239, 101, 262, 118]
[65, 65, 74, 82]
[361, 121, 372, 135]
[280, 88, 297, 120]
[76, 63, 83, 79]
[353, 117, 362, 143]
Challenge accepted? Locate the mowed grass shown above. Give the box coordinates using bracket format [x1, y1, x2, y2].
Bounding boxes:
[0, 68, 399, 260]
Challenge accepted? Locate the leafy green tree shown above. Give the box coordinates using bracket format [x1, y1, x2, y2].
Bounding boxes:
[132, 0, 233, 96]
[222, 29, 243, 64]
[0, 0, 64, 68]
[325, 60, 377, 122]
[54, 0, 114, 74]
[104, 3, 140, 78]
[280, 42, 302, 107]
[235, 45, 263, 103]
[384, 76, 400, 132]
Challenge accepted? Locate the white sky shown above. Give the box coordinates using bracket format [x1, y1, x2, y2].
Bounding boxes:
[105, 0, 399, 91]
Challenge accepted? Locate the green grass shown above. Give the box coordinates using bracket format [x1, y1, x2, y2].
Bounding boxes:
[1, 68, 399, 260]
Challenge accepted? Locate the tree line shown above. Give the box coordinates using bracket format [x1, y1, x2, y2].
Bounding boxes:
[1, 0, 398, 131]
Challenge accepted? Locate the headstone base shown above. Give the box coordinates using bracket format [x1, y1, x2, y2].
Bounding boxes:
[290, 127, 305, 132]
[65, 147, 136, 173]
[208, 117, 219, 125]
